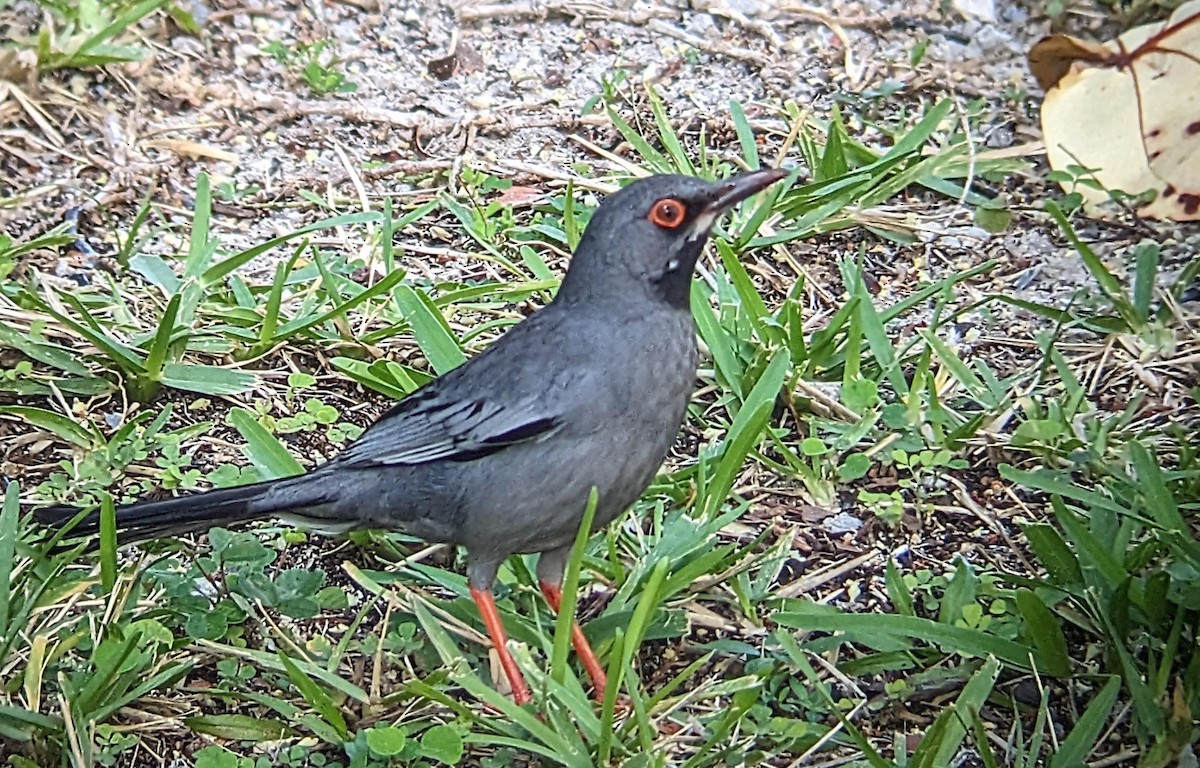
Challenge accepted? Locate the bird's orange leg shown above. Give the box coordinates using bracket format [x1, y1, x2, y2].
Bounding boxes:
[469, 586, 532, 706]
[539, 581, 609, 702]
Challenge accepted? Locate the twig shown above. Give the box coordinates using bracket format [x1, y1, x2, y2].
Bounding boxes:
[456, 0, 671, 25]
[647, 19, 772, 68]
[693, 0, 784, 47]
[776, 547, 879, 598]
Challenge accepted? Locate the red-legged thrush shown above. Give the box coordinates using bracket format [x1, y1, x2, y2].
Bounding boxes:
[37, 168, 789, 705]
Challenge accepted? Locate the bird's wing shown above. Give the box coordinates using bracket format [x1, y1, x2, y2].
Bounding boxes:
[334, 384, 564, 468]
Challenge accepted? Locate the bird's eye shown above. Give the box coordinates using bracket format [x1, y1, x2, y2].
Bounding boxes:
[648, 198, 687, 228]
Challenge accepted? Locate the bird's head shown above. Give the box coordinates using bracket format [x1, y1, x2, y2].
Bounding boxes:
[558, 169, 789, 309]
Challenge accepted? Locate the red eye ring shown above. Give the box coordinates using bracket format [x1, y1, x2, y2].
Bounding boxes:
[648, 198, 687, 228]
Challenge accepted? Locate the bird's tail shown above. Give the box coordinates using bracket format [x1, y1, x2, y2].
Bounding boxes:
[35, 477, 314, 548]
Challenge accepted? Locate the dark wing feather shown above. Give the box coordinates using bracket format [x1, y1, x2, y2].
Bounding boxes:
[334, 386, 564, 468]
[333, 303, 586, 469]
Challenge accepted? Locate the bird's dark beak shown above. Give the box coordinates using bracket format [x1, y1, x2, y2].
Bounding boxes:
[704, 168, 790, 215]
[685, 168, 789, 239]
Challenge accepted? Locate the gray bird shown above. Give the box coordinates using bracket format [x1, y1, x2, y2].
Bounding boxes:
[37, 168, 788, 705]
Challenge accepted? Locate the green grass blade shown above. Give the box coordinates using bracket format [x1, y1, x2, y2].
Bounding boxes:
[0, 406, 98, 449]
[1131, 241, 1159, 323]
[185, 713, 294, 741]
[716, 240, 775, 342]
[1044, 201, 1128, 309]
[597, 628, 625, 763]
[882, 99, 954, 161]
[312, 250, 348, 310]
[773, 605, 1042, 671]
[268, 268, 407, 343]
[729, 100, 759, 168]
[650, 90, 695, 174]
[200, 212, 383, 286]
[72, 0, 170, 60]
[1049, 676, 1120, 768]
[702, 349, 789, 517]
[1095, 600, 1164, 734]
[198, 640, 369, 703]
[1020, 522, 1084, 590]
[0, 325, 93, 377]
[391, 198, 440, 233]
[90, 661, 193, 724]
[550, 488, 599, 685]
[143, 292, 183, 380]
[621, 558, 668, 750]
[128, 253, 181, 293]
[0, 704, 59, 742]
[98, 494, 117, 594]
[623, 558, 668, 673]
[817, 106, 851, 180]
[877, 261, 998, 325]
[0, 483, 16, 634]
[1129, 442, 1185, 531]
[691, 280, 745, 399]
[75, 631, 141, 714]
[1018, 685, 1052, 768]
[259, 249, 303, 346]
[885, 557, 916, 617]
[184, 171, 214, 279]
[912, 657, 1000, 768]
[160, 363, 257, 396]
[277, 650, 349, 742]
[1014, 589, 1071, 677]
[392, 284, 467, 374]
[227, 407, 305, 478]
[41, 293, 146, 372]
[1047, 497, 1130, 590]
[917, 328, 992, 403]
[841, 257, 908, 396]
[330, 357, 423, 400]
[1000, 465, 1128, 517]
[605, 105, 672, 172]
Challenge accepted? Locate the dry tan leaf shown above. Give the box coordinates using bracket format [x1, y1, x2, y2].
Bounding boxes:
[143, 138, 238, 163]
[1031, 0, 1200, 221]
[494, 185, 544, 207]
[0, 48, 37, 85]
[1027, 34, 1111, 91]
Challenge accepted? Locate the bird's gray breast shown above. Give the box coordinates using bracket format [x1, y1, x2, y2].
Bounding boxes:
[456, 307, 698, 558]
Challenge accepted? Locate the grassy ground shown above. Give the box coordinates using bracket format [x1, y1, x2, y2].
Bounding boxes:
[2, 2, 1200, 767]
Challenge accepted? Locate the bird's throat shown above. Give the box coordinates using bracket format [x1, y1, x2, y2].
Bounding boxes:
[651, 240, 704, 309]
[652, 265, 694, 310]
